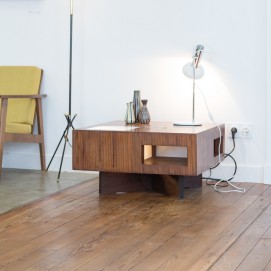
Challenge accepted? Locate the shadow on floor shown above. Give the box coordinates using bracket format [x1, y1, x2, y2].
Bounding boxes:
[0, 168, 98, 214]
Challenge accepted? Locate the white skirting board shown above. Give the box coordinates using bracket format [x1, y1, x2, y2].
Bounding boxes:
[202, 164, 264, 184]
[263, 164, 271, 184]
[2, 152, 73, 173]
[2, 152, 269, 184]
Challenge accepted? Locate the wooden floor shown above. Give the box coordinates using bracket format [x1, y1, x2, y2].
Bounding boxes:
[0, 178, 271, 271]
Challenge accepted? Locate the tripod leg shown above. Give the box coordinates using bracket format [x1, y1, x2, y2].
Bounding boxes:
[57, 126, 70, 181]
[67, 114, 77, 130]
[46, 126, 68, 171]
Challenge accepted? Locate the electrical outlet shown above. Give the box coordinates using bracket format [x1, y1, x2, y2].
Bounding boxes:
[240, 124, 253, 139]
[226, 123, 253, 139]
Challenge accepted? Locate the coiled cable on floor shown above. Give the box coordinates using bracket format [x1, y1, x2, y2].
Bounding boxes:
[196, 83, 245, 194]
[206, 129, 237, 186]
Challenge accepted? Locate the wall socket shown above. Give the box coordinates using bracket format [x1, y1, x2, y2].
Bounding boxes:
[226, 123, 254, 139]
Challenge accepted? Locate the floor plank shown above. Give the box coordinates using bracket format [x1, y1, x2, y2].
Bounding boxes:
[236, 238, 271, 271]
[0, 169, 95, 214]
[132, 194, 266, 271]
[0, 180, 270, 271]
[209, 200, 271, 271]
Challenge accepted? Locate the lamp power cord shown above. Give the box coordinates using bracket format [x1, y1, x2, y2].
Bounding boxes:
[195, 83, 245, 194]
[206, 127, 237, 186]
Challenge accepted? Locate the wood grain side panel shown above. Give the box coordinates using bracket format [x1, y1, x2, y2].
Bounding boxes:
[196, 124, 225, 174]
[100, 132, 114, 171]
[73, 131, 139, 173]
[113, 132, 135, 172]
[72, 130, 100, 170]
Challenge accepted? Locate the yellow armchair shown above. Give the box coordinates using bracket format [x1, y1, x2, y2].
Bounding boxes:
[0, 66, 46, 176]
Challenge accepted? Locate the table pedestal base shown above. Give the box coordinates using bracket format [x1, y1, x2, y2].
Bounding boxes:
[99, 172, 202, 198]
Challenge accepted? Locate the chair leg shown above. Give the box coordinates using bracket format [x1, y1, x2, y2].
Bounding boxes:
[0, 140, 3, 178]
[39, 142, 46, 171]
[36, 98, 46, 171]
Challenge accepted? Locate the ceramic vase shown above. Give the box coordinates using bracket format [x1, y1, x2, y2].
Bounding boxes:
[133, 90, 142, 123]
[124, 102, 135, 124]
[138, 99, 151, 124]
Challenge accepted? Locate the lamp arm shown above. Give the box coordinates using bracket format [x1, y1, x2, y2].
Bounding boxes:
[193, 44, 204, 68]
[183, 44, 205, 80]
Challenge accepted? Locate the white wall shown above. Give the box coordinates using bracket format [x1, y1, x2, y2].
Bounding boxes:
[0, 0, 268, 183]
[265, 0, 271, 184]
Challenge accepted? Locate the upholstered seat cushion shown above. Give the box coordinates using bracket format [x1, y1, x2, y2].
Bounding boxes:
[6, 122, 32, 134]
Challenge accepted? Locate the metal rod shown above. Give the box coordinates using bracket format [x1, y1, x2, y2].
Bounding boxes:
[46, 128, 67, 171]
[192, 79, 195, 124]
[69, 2, 73, 116]
[57, 126, 70, 181]
[46, 1, 76, 180]
[192, 64, 196, 124]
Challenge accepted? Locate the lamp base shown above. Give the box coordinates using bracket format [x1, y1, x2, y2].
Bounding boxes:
[174, 122, 202, 127]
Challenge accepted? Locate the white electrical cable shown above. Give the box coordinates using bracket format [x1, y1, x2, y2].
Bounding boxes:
[195, 83, 245, 194]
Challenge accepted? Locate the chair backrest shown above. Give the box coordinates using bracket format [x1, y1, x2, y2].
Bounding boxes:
[0, 66, 42, 126]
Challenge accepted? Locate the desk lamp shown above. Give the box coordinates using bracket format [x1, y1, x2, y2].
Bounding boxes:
[174, 44, 205, 126]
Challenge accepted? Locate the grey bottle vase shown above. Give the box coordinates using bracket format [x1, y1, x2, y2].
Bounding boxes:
[133, 90, 142, 123]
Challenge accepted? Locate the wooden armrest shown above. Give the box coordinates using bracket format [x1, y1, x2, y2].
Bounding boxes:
[0, 94, 47, 99]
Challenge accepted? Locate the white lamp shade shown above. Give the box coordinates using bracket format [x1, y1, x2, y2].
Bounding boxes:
[183, 62, 204, 80]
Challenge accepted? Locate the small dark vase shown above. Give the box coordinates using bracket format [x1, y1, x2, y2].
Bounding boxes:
[138, 99, 151, 124]
[133, 90, 142, 123]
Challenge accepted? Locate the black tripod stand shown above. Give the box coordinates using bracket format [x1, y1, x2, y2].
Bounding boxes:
[46, 114, 76, 180]
[46, 0, 76, 181]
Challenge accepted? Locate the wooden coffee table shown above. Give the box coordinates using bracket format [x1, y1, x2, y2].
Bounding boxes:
[72, 121, 225, 198]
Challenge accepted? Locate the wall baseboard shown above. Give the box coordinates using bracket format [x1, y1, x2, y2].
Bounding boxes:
[2, 152, 269, 184]
[3, 152, 74, 172]
[202, 164, 264, 183]
[264, 164, 271, 184]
